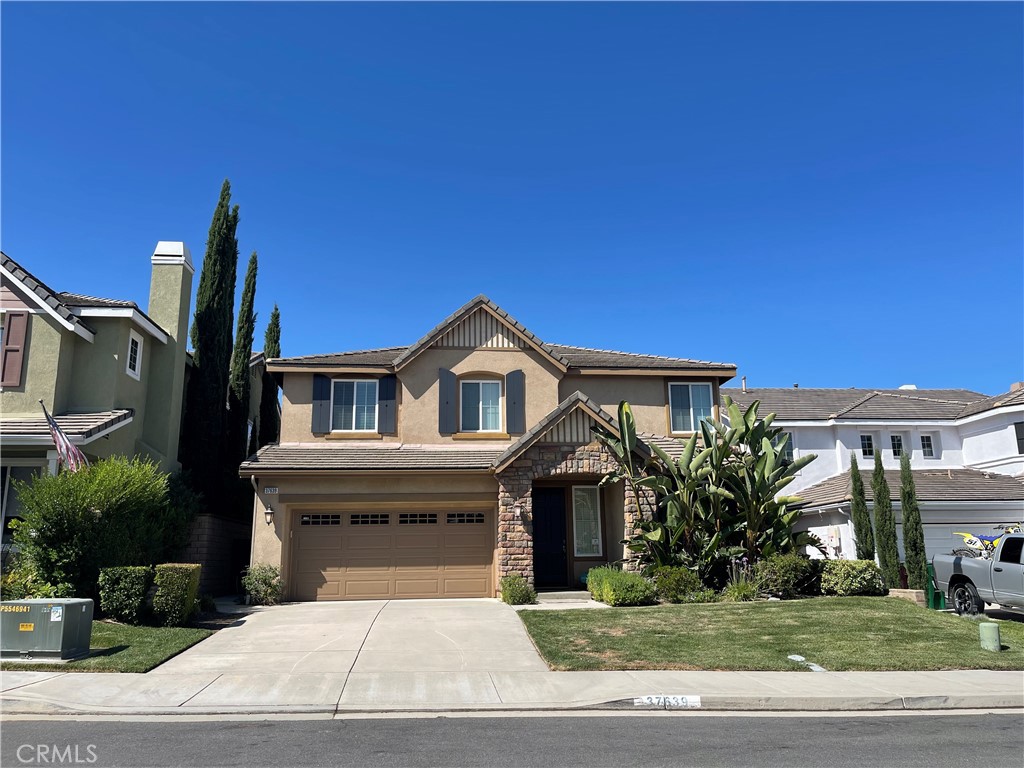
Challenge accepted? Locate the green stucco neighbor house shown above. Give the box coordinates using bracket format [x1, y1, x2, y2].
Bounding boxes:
[0, 243, 193, 538]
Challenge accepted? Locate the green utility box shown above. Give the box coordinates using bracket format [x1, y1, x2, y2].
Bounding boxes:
[926, 564, 946, 610]
[1, 599, 94, 660]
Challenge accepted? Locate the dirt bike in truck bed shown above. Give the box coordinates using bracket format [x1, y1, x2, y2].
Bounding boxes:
[932, 533, 1024, 616]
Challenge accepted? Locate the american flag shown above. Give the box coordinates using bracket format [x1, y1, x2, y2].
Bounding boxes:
[39, 400, 89, 472]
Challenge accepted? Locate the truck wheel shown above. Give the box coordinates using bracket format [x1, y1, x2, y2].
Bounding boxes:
[951, 582, 983, 616]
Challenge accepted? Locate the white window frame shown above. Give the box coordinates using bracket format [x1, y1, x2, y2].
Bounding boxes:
[126, 329, 143, 380]
[459, 379, 503, 433]
[572, 485, 603, 558]
[890, 433, 905, 459]
[920, 433, 938, 459]
[331, 379, 379, 432]
[778, 431, 795, 462]
[668, 382, 714, 434]
[860, 434, 874, 458]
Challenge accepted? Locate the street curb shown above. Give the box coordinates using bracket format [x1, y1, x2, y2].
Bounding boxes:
[3, 692, 1022, 717]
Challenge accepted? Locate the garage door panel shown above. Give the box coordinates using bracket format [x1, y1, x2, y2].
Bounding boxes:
[292, 508, 493, 601]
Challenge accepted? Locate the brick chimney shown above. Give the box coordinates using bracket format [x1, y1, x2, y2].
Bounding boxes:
[141, 241, 194, 471]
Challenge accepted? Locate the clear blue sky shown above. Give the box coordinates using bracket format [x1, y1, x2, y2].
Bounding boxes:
[3, 3, 1021, 394]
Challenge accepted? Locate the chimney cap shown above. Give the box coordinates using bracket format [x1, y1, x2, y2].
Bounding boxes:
[898, 384, 918, 390]
[152, 241, 194, 275]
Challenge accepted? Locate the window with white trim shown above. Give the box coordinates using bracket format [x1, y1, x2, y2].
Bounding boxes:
[890, 434, 904, 458]
[860, 434, 874, 458]
[126, 330, 143, 380]
[332, 380, 378, 431]
[572, 486, 602, 558]
[669, 383, 713, 433]
[460, 380, 502, 432]
[920, 434, 935, 458]
[776, 431, 795, 462]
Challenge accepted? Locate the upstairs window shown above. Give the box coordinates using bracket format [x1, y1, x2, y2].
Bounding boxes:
[860, 434, 874, 458]
[1016, 422, 1024, 456]
[890, 434, 904, 458]
[126, 330, 143, 380]
[461, 380, 502, 432]
[669, 383, 713, 433]
[332, 380, 378, 431]
[921, 434, 936, 459]
[776, 431, 795, 462]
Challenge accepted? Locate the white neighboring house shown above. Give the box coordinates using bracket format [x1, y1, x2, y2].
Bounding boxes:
[722, 384, 1024, 561]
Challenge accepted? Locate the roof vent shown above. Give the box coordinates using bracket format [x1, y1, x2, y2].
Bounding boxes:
[793, 383, 799, 388]
[898, 384, 918, 390]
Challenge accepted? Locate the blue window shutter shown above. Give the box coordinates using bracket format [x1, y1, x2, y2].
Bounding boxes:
[378, 375, 397, 434]
[438, 368, 457, 434]
[311, 374, 331, 434]
[506, 369, 525, 434]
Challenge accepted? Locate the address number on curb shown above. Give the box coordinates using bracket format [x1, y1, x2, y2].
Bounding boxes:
[633, 695, 702, 709]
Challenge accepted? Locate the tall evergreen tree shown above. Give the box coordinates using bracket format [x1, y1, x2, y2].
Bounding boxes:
[256, 305, 281, 449]
[872, 450, 900, 589]
[228, 251, 258, 466]
[899, 452, 928, 590]
[182, 179, 240, 506]
[849, 453, 875, 561]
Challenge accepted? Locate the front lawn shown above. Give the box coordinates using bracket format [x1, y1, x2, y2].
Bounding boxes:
[0, 621, 212, 673]
[519, 597, 1024, 671]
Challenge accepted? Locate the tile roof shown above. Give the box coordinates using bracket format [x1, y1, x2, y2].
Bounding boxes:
[273, 344, 735, 372]
[795, 468, 1024, 508]
[239, 444, 503, 473]
[0, 409, 134, 442]
[1, 252, 95, 334]
[958, 387, 1024, 418]
[722, 387, 989, 421]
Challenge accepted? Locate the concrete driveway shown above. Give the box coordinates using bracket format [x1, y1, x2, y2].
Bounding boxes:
[153, 599, 548, 676]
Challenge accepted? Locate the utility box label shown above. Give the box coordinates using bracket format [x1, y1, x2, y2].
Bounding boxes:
[51, 606, 63, 622]
[19, 623, 34, 632]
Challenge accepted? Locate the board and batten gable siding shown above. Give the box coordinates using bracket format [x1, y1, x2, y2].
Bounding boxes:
[0, 283, 35, 312]
[433, 307, 530, 350]
[538, 408, 601, 445]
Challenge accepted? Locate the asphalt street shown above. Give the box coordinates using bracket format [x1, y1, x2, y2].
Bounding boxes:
[2, 713, 1023, 768]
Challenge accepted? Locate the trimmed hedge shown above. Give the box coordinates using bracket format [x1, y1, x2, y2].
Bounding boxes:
[152, 563, 202, 626]
[242, 563, 283, 606]
[98, 566, 153, 624]
[821, 559, 885, 597]
[587, 566, 657, 607]
[499, 574, 537, 605]
[651, 567, 703, 603]
[754, 554, 820, 599]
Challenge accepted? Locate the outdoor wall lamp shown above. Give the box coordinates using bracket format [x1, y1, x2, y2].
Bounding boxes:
[264, 504, 274, 526]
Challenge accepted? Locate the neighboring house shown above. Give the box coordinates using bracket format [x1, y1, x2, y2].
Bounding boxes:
[0, 244, 193, 539]
[723, 384, 1024, 560]
[240, 295, 736, 601]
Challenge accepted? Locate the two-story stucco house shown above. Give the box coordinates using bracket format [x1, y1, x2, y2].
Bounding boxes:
[723, 384, 1024, 560]
[0, 244, 193, 537]
[240, 296, 736, 601]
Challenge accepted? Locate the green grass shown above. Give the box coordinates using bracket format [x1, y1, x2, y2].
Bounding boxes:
[0, 621, 212, 673]
[519, 597, 1024, 671]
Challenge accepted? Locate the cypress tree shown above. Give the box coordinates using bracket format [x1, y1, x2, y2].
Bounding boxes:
[228, 251, 258, 466]
[849, 453, 875, 561]
[900, 452, 928, 590]
[872, 450, 900, 589]
[256, 305, 281, 449]
[182, 179, 240, 507]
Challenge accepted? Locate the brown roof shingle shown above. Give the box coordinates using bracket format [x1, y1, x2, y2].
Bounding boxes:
[958, 387, 1024, 418]
[796, 468, 1024, 508]
[239, 444, 503, 473]
[722, 387, 989, 421]
[0, 410, 134, 442]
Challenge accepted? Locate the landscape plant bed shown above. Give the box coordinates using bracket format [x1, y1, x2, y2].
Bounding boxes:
[0, 621, 212, 673]
[518, 597, 1024, 672]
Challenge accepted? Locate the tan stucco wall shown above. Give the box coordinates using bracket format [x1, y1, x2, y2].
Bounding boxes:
[1, 314, 63, 415]
[249, 472, 499, 597]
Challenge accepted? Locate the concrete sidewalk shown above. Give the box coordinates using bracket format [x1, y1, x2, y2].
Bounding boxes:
[2, 668, 1022, 715]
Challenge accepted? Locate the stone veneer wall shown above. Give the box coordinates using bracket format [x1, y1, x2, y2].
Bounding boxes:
[495, 440, 655, 585]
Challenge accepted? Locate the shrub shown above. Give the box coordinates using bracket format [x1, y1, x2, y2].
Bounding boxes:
[199, 593, 218, 613]
[11, 457, 196, 598]
[0, 557, 70, 599]
[685, 588, 721, 604]
[242, 563, 284, 606]
[821, 560, 885, 597]
[499, 574, 537, 605]
[587, 566, 656, 606]
[721, 580, 758, 602]
[754, 553, 820, 599]
[152, 563, 202, 626]
[651, 567, 703, 603]
[98, 566, 153, 624]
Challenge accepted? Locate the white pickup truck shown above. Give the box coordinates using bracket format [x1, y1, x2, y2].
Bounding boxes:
[932, 533, 1024, 616]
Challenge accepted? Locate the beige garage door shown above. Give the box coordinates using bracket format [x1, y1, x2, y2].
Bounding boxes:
[292, 510, 494, 601]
